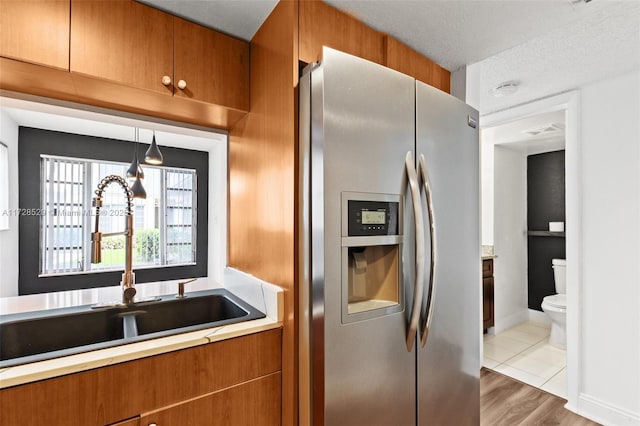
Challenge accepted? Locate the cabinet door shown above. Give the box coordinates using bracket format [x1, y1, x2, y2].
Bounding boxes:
[0, 0, 70, 69]
[483, 277, 494, 329]
[173, 17, 250, 111]
[70, 0, 173, 95]
[385, 36, 450, 94]
[140, 372, 281, 426]
[299, 0, 385, 65]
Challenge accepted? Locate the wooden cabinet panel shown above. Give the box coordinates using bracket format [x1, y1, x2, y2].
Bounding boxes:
[229, 2, 297, 425]
[0, 0, 70, 69]
[70, 0, 173, 95]
[299, 0, 385, 65]
[385, 36, 450, 93]
[174, 18, 250, 111]
[0, 329, 281, 426]
[141, 373, 281, 426]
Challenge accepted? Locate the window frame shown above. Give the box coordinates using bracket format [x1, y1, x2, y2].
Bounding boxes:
[19, 127, 209, 295]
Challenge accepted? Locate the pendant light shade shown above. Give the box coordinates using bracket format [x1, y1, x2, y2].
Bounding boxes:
[125, 155, 144, 180]
[131, 176, 147, 199]
[144, 132, 163, 165]
[128, 128, 146, 199]
[126, 130, 145, 180]
[126, 156, 139, 179]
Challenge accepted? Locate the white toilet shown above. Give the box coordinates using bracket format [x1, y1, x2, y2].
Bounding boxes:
[541, 258, 567, 349]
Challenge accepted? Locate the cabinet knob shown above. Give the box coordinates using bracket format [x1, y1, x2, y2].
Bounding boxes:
[161, 75, 172, 86]
[177, 79, 187, 90]
[148, 423, 157, 426]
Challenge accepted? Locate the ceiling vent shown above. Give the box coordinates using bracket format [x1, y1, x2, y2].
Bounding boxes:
[522, 123, 565, 137]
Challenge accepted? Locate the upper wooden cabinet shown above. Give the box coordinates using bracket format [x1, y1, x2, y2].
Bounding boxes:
[0, 0, 70, 70]
[298, 1, 450, 93]
[299, 0, 385, 65]
[385, 36, 451, 93]
[70, 0, 249, 111]
[174, 17, 250, 111]
[70, 0, 174, 95]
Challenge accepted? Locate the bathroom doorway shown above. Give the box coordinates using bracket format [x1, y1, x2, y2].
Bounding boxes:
[479, 91, 580, 405]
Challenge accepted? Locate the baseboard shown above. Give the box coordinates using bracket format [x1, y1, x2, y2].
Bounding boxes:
[494, 309, 529, 334]
[528, 308, 552, 325]
[573, 393, 640, 426]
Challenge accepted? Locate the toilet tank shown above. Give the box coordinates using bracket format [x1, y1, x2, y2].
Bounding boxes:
[552, 258, 566, 294]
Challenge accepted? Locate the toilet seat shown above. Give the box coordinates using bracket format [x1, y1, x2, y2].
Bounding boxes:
[543, 294, 566, 310]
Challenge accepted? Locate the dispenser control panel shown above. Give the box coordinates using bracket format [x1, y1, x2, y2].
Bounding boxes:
[348, 200, 399, 236]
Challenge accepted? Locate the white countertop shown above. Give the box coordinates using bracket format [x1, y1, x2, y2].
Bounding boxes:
[0, 268, 284, 389]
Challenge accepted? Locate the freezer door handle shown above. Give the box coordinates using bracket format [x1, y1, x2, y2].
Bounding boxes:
[405, 151, 425, 351]
[418, 154, 437, 348]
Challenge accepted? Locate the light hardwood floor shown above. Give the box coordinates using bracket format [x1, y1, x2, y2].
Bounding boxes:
[481, 368, 600, 426]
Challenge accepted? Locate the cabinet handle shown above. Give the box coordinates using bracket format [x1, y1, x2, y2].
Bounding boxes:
[161, 75, 172, 86]
[177, 79, 187, 90]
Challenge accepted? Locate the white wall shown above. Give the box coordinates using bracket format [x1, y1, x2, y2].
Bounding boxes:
[0, 110, 20, 297]
[577, 70, 640, 424]
[481, 131, 494, 246]
[493, 145, 529, 332]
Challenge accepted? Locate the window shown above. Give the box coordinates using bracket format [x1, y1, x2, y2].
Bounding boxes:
[40, 155, 197, 276]
[19, 127, 209, 295]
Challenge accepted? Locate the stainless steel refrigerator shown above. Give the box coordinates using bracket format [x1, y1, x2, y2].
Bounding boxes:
[299, 47, 480, 426]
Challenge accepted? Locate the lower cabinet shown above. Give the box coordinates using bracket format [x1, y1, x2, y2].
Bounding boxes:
[0, 328, 281, 426]
[140, 373, 281, 426]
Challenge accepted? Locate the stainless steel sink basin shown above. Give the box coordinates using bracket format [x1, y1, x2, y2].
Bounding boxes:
[0, 289, 265, 368]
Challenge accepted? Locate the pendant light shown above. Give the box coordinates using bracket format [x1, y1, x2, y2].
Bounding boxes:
[127, 128, 147, 199]
[144, 131, 163, 165]
[130, 173, 147, 199]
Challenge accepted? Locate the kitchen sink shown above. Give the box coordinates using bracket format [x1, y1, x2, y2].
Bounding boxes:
[134, 293, 251, 335]
[0, 289, 265, 368]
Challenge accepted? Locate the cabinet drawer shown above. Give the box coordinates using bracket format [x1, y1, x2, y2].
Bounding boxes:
[0, 329, 282, 426]
[482, 259, 493, 277]
[140, 373, 281, 426]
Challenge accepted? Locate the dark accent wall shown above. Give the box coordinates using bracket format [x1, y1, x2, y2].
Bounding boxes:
[527, 150, 566, 311]
[18, 127, 209, 295]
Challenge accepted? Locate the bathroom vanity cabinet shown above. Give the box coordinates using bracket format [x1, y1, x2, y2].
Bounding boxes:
[482, 258, 495, 331]
[0, 329, 281, 426]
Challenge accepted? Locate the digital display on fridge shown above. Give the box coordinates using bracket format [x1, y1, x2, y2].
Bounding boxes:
[361, 210, 386, 224]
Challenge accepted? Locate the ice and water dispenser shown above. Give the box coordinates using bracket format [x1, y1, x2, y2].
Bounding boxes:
[341, 192, 403, 323]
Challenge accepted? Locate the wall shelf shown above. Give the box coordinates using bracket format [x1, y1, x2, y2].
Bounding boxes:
[527, 230, 565, 237]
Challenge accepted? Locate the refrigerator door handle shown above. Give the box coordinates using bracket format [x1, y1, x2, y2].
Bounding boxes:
[405, 151, 425, 351]
[418, 154, 437, 348]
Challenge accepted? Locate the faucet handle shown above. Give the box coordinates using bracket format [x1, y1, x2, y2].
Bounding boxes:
[177, 278, 197, 298]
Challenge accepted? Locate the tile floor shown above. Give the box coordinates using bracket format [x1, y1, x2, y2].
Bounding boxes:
[483, 321, 567, 399]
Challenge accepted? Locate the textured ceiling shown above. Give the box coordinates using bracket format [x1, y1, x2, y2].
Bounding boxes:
[138, 0, 639, 116]
[474, 1, 640, 114]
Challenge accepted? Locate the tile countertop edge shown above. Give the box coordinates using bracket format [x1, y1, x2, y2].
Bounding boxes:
[0, 268, 284, 389]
